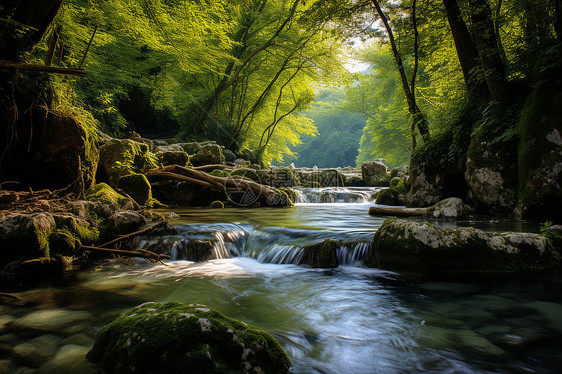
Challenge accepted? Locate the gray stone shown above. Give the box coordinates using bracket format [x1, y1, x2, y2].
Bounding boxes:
[13, 309, 92, 332]
[108, 211, 147, 233]
[38, 344, 96, 374]
[190, 144, 225, 166]
[361, 160, 389, 186]
[12, 334, 61, 367]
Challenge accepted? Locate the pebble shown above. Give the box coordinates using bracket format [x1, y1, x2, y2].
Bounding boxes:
[12, 309, 92, 332]
[11, 334, 60, 367]
[37, 344, 97, 374]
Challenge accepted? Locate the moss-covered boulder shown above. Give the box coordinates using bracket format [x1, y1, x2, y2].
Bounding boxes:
[191, 145, 225, 166]
[0, 110, 99, 190]
[366, 218, 557, 276]
[179, 142, 203, 155]
[375, 188, 400, 206]
[300, 239, 339, 268]
[155, 150, 189, 167]
[361, 160, 389, 186]
[98, 139, 158, 186]
[85, 183, 136, 210]
[86, 302, 290, 374]
[117, 174, 152, 206]
[0, 212, 99, 273]
[223, 149, 237, 163]
[518, 81, 562, 221]
[260, 168, 301, 188]
[239, 148, 257, 164]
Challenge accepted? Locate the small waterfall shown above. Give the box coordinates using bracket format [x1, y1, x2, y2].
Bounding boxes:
[296, 187, 379, 204]
[256, 245, 304, 264]
[134, 224, 247, 261]
[337, 242, 371, 266]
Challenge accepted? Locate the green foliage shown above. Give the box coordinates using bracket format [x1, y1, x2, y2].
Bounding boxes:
[288, 88, 365, 167]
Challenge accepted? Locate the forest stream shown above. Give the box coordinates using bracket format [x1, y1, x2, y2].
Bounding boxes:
[1, 187, 561, 374]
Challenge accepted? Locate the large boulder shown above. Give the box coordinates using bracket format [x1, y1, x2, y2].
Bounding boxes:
[155, 150, 189, 167]
[86, 302, 290, 374]
[98, 139, 158, 186]
[366, 219, 558, 276]
[361, 160, 389, 186]
[375, 188, 400, 206]
[0, 111, 99, 190]
[191, 145, 225, 166]
[179, 142, 203, 155]
[518, 81, 562, 221]
[117, 173, 152, 206]
[300, 239, 339, 268]
[464, 107, 519, 216]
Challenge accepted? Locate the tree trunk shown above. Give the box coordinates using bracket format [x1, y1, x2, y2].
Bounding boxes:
[467, 0, 508, 102]
[443, 0, 490, 103]
[370, 0, 430, 147]
[556, 0, 562, 42]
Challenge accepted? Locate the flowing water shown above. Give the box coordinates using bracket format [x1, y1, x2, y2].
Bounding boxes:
[1, 187, 561, 373]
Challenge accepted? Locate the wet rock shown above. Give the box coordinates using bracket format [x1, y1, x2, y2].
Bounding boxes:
[366, 218, 556, 276]
[300, 239, 339, 268]
[223, 149, 237, 163]
[518, 81, 562, 221]
[154, 144, 184, 153]
[0, 315, 14, 331]
[117, 173, 152, 206]
[427, 198, 466, 218]
[11, 334, 61, 367]
[13, 309, 92, 332]
[86, 302, 290, 374]
[375, 188, 400, 206]
[60, 334, 94, 347]
[98, 139, 157, 186]
[38, 344, 95, 374]
[190, 144, 225, 166]
[361, 160, 389, 186]
[155, 150, 189, 167]
[108, 211, 147, 233]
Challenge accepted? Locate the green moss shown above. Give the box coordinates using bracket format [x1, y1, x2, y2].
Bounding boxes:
[300, 239, 339, 268]
[86, 183, 133, 208]
[86, 302, 290, 374]
[117, 173, 152, 206]
[209, 169, 231, 178]
[99, 139, 159, 186]
[518, 81, 562, 220]
[375, 188, 400, 206]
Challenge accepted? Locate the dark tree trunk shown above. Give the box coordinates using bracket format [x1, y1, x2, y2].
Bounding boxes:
[443, 0, 490, 103]
[370, 0, 430, 147]
[556, 0, 562, 42]
[467, 0, 508, 102]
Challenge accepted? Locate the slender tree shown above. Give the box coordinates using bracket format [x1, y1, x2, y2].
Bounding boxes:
[370, 0, 430, 149]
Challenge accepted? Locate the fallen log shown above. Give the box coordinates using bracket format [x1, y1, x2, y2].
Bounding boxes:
[368, 206, 429, 217]
[146, 164, 288, 206]
[0, 60, 87, 76]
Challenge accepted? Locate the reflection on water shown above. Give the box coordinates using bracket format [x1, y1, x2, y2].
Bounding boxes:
[0, 190, 557, 373]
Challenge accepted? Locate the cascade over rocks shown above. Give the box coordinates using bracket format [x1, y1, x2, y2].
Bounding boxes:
[86, 302, 291, 374]
[366, 219, 558, 276]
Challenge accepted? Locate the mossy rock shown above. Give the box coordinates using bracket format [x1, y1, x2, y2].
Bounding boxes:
[223, 149, 237, 163]
[85, 183, 135, 209]
[518, 81, 562, 221]
[86, 302, 290, 374]
[375, 188, 400, 206]
[209, 169, 231, 178]
[98, 139, 158, 186]
[366, 218, 557, 276]
[191, 145, 225, 166]
[155, 150, 189, 167]
[230, 168, 261, 182]
[118, 174, 152, 206]
[178, 142, 203, 155]
[300, 239, 339, 268]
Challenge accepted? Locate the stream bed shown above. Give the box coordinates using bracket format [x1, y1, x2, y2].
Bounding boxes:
[1, 187, 561, 373]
